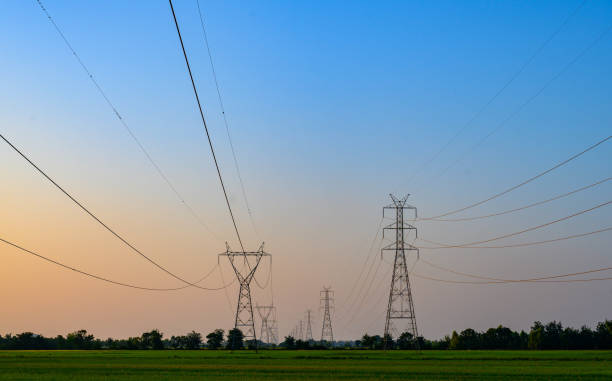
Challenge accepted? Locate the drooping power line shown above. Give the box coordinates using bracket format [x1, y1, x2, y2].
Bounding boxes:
[419, 177, 610, 222]
[412, 271, 612, 284]
[0, 236, 234, 291]
[419, 257, 612, 283]
[417, 226, 612, 249]
[34, 0, 221, 242]
[0, 133, 222, 291]
[423, 135, 610, 219]
[195, 0, 260, 239]
[341, 216, 384, 310]
[405, 0, 588, 187]
[418, 200, 611, 248]
[416, 24, 612, 192]
[169, 0, 246, 253]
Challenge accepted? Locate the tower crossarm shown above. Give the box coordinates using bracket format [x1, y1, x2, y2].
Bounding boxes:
[219, 242, 271, 344]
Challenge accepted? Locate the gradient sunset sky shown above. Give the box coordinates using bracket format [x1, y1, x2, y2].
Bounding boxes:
[1, 0, 611, 340]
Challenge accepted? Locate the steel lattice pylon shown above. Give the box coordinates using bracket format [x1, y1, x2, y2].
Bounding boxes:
[320, 287, 334, 343]
[220, 243, 270, 342]
[382, 194, 419, 349]
[305, 309, 314, 341]
[256, 305, 277, 344]
[298, 320, 304, 341]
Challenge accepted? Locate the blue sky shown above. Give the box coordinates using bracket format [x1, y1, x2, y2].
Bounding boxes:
[0, 0, 611, 339]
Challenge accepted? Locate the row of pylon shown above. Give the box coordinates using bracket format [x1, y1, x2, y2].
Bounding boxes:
[223, 195, 419, 347]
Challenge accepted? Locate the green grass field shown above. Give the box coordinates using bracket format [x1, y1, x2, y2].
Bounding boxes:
[0, 350, 611, 380]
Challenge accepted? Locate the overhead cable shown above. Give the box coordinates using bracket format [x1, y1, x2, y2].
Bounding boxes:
[423, 135, 610, 219]
[34, 0, 221, 241]
[417, 24, 612, 191]
[195, 0, 259, 239]
[342, 216, 384, 309]
[419, 177, 610, 222]
[169, 0, 246, 253]
[420, 257, 612, 283]
[417, 227, 612, 249]
[405, 0, 588, 187]
[0, 237, 234, 291]
[0, 133, 223, 290]
[412, 272, 612, 284]
[419, 200, 611, 248]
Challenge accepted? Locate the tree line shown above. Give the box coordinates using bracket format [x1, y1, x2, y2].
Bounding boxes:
[1, 320, 610, 350]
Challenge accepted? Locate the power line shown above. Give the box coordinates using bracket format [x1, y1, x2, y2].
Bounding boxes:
[417, 227, 612, 249]
[419, 177, 610, 222]
[416, 23, 612, 192]
[339, 257, 383, 326]
[336, 232, 384, 321]
[357, 259, 418, 337]
[424, 135, 611, 219]
[412, 272, 612, 284]
[254, 256, 273, 290]
[341, 216, 384, 310]
[218, 262, 235, 315]
[420, 257, 612, 283]
[0, 236, 233, 291]
[405, 0, 588, 187]
[34, 0, 221, 242]
[169, 0, 246, 253]
[195, 0, 259, 239]
[0, 133, 220, 291]
[340, 263, 391, 328]
[418, 200, 611, 248]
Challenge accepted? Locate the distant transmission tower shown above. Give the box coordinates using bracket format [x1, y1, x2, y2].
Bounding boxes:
[382, 194, 419, 349]
[320, 287, 334, 343]
[298, 320, 304, 341]
[220, 243, 270, 342]
[256, 305, 277, 344]
[270, 307, 279, 344]
[305, 310, 314, 341]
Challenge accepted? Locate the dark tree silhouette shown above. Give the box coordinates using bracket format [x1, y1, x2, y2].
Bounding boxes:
[141, 330, 164, 350]
[281, 335, 296, 349]
[226, 328, 244, 350]
[206, 329, 224, 349]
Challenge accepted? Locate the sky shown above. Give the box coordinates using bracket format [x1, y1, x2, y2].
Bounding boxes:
[0, 0, 611, 341]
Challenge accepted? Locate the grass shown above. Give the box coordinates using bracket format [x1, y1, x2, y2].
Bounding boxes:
[0, 350, 611, 380]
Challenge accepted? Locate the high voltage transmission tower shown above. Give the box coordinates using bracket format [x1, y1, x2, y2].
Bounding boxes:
[256, 305, 277, 344]
[298, 320, 304, 341]
[270, 307, 279, 345]
[382, 194, 419, 349]
[320, 287, 334, 343]
[305, 309, 314, 341]
[219, 243, 270, 343]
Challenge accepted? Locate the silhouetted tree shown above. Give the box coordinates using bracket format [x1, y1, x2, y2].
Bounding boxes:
[141, 330, 164, 350]
[481, 326, 521, 349]
[205, 329, 224, 349]
[541, 321, 563, 349]
[462, 328, 481, 349]
[361, 334, 373, 349]
[449, 331, 459, 349]
[125, 337, 142, 349]
[281, 335, 296, 349]
[576, 326, 594, 349]
[528, 322, 543, 350]
[184, 331, 202, 349]
[595, 320, 612, 349]
[226, 328, 244, 350]
[397, 332, 415, 349]
[382, 334, 394, 349]
[66, 330, 96, 350]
